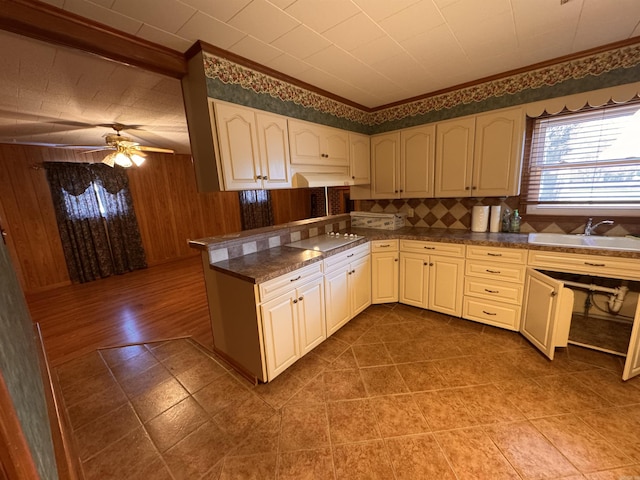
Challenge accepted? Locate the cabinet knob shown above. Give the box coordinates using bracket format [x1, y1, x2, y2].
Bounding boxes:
[395, 190, 398, 193]
[298, 296, 303, 301]
[429, 262, 434, 266]
[351, 269, 356, 274]
[465, 186, 470, 190]
[293, 299, 298, 303]
[256, 175, 262, 180]
[423, 262, 428, 266]
[352, 176, 355, 179]
[394, 258, 398, 262]
[399, 189, 403, 192]
[471, 186, 477, 190]
[263, 176, 268, 180]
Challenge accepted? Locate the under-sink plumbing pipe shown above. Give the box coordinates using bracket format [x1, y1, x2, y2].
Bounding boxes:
[561, 279, 629, 314]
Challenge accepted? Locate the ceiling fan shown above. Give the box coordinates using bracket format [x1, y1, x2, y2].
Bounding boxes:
[85, 124, 175, 168]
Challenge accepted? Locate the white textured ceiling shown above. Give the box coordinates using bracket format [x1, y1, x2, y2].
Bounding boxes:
[1, 0, 639, 154]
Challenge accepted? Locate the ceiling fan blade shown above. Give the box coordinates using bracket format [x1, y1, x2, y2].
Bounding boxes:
[136, 146, 175, 153]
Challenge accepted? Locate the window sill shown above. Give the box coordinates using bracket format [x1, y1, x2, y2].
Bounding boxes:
[525, 205, 640, 217]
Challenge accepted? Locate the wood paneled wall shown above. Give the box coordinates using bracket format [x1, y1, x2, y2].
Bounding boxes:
[0, 145, 243, 294]
[271, 188, 313, 224]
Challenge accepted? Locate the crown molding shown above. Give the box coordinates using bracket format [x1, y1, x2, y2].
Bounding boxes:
[0, 0, 186, 78]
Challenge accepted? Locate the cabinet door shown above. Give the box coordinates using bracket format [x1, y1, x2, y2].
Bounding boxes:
[256, 112, 291, 189]
[521, 269, 573, 360]
[435, 117, 475, 197]
[350, 254, 372, 317]
[214, 102, 261, 190]
[323, 128, 350, 166]
[623, 301, 640, 380]
[297, 278, 326, 356]
[429, 256, 464, 317]
[325, 267, 351, 336]
[372, 252, 399, 304]
[349, 133, 371, 184]
[399, 252, 429, 308]
[401, 125, 435, 198]
[288, 119, 322, 165]
[371, 132, 400, 199]
[473, 107, 524, 197]
[261, 293, 299, 380]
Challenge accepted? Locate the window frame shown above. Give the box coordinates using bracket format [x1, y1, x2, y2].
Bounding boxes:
[521, 101, 640, 217]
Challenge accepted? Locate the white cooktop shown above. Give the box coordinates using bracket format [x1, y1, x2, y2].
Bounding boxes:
[285, 233, 362, 252]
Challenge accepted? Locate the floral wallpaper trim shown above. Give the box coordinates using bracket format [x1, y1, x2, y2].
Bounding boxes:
[202, 43, 640, 127]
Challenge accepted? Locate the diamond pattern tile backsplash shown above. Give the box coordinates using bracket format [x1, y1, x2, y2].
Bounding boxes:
[354, 197, 638, 236]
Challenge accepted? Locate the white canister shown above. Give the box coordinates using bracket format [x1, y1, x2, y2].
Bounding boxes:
[490, 205, 502, 233]
[471, 206, 490, 232]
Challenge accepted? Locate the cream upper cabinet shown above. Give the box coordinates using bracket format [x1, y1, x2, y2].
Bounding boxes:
[370, 125, 435, 199]
[349, 132, 370, 184]
[212, 100, 291, 190]
[288, 119, 349, 167]
[435, 107, 524, 197]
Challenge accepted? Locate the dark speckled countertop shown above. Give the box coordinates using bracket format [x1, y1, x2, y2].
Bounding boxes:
[210, 227, 640, 284]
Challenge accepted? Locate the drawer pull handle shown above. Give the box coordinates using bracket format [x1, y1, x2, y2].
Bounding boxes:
[487, 253, 502, 257]
[379, 244, 391, 247]
[423, 246, 435, 250]
[484, 289, 499, 294]
[347, 253, 354, 258]
[482, 310, 497, 316]
[584, 262, 606, 267]
[290, 275, 301, 282]
[486, 269, 501, 274]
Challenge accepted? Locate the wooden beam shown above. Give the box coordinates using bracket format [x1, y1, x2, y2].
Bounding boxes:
[0, 0, 186, 78]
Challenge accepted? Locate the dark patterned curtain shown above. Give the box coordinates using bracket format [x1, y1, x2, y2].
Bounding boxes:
[45, 162, 146, 283]
[239, 190, 273, 230]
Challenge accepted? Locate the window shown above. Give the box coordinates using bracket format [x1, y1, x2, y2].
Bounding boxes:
[522, 101, 640, 216]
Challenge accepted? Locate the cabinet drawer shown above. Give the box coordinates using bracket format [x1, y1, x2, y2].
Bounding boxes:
[371, 239, 399, 251]
[259, 262, 323, 303]
[464, 277, 523, 304]
[400, 240, 465, 258]
[528, 250, 640, 280]
[463, 297, 521, 330]
[465, 260, 525, 282]
[466, 245, 527, 264]
[324, 242, 370, 273]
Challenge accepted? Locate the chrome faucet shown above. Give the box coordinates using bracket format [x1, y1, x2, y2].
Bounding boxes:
[584, 218, 614, 236]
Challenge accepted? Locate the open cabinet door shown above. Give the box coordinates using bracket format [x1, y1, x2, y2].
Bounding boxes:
[622, 300, 640, 380]
[521, 268, 573, 360]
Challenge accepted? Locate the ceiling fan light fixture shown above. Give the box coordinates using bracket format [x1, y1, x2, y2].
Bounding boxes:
[102, 152, 117, 167]
[114, 151, 133, 168]
[130, 152, 146, 166]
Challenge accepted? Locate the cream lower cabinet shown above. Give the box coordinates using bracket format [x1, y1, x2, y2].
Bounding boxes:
[463, 245, 527, 330]
[324, 243, 371, 336]
[399, 240, 465, 316]
[260, 269, 325, 381]
[525, 250, 640, 381]
[371, 240, 399, 304]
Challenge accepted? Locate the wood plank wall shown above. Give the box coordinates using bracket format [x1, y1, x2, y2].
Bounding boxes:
[0, 145, 243, 294]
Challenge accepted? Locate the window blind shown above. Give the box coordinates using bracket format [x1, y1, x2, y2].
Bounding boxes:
[522, 102, 640, 207]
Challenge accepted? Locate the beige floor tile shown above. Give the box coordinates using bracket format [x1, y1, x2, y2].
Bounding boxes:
[369, 322, 414, 342]
[323, 369, 367, 401]
[147, 338, 198, 362]
[568, 345, 624, 373]
[253, 370, 306, 408]
[432, 355, 494, 387]
[219, 453, 277, 479]
[231, 412, 281, 456]
[485, 421, 580, 479]
[385, 433, 456, 480]
[145, 396, 208, 452]
[212, 393, 275, 440]
[73, 402, 141, 461]
[579, 407, 640, 462]
[332, 440, 395, 480]
[396, 361, 449, 392]
[56, 351, 111, 388]
[312, 336, 350, 363]
[458, 384, 525, 425]
[287, 351, 330, 381]
[331, 315, 376, 344]
[59, 366, 119, 407]
[100, 344, 150, 368]
[327, 399, 380, 444]
[572, 369, 640, 406]
[369, 394, 430, 437]
[584, 464, 640, 479]
[277, 448, 335, 480]
[286, 375, 327, 405]
[108, 350, 162, 385]
[531, 414, 632, 473]
[533, 373, 612, 413]
[413, 389, 477, 431]
[384, 340, 428, 363]
[352, 343, 394, 367]
[360, 365, 409, 396]
[174, 355, 228, 394]
[435, 426, 520, 480]
[326, 348, 358, 370]
[279, 403, 330, 452]
[66, 383, 129, 430]
[494, 377, 567, 419]
[82, 427, 165, 480]
[116, 361, 173, 398]
[130, 377, 190, 422]
[192, 372, 251, 417]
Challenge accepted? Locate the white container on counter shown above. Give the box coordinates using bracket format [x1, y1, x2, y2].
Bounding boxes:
[490, 205, 502, 233]
[471, 206, 489, 232]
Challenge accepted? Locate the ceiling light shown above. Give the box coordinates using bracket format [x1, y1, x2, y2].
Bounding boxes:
[101, 146, 146, 168]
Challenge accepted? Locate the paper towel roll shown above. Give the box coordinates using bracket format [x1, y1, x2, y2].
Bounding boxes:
[471, 206, 489, 232]
[490, 205, 502, 233]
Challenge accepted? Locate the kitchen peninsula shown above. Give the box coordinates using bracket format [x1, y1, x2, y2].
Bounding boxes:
[190, 214, 640, 384]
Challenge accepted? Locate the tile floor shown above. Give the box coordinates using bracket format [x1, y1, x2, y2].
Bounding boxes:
[55, 304, 640, 479]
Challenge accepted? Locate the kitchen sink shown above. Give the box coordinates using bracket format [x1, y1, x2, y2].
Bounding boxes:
[528, 233, 640, 251]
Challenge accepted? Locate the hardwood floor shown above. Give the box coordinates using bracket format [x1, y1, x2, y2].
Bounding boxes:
[27, 255, 214, 367]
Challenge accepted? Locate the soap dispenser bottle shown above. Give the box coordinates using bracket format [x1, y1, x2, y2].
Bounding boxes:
[501, 207, 512, 233]
[510, 209, 521, 233]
